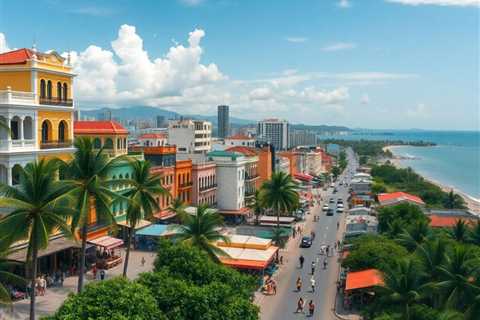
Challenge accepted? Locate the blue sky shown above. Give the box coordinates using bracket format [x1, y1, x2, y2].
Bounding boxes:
[0, 0, 478, 130]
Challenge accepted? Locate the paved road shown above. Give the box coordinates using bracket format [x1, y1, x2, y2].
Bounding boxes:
[260, 149, 358, 320]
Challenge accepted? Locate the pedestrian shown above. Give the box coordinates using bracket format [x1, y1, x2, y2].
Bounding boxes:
[311, 261, 316, 275]
[323, 258, 328, 270]
[271, 279, 277, 295]
[326, 245, 330, 257]
[296, 297, 305, 313]
[141, 256, 146, 267]
[308, 300, 315, 316]
[299, 255, 305, 268]
[279, 255, 284, 265]
[334, 242, 338, 250]
[92, 264, 97, 280]
[337, 221, 340, 229]
[40, 276, 47, 296]
[296, 277, 302, 291]
[100, 269, 106, 281]
[310, 231, 315, 240]
[310, 276, 316, 293]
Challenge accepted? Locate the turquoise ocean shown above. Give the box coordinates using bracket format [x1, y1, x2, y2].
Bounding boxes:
[320, 130, 480, 200]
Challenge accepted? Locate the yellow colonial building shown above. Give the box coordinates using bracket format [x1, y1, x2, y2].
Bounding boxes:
[0, 47, 75, 185]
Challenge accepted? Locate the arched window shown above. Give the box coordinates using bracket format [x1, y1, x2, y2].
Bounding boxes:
[41, 120, 52, 143]
[40, 79, 46, 98]
[58, 121, 67, 142]
[23, 116, 33, 140]
[47, 81, 52, 99]
[12, 164, 22, 185]
[104, 138, 113, 149]
[57, 82, 62, 100]
[93, 138, 101, 149]
[123, 138, 127, 148]
[117, 139, 121, 149]
[63, 83, 68, 101]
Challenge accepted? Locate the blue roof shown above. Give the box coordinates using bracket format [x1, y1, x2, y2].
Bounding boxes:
[136, 224, 168, 237]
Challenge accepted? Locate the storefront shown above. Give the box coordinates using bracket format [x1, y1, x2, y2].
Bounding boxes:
[88, 236, 124, 270]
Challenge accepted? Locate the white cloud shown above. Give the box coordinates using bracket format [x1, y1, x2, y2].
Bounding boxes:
[321, 42, 357, 52]
[249, 87, 273, 101]
[386, 0, 480, 7]
[0, 33, 10, 53]
[338, 0, 352, 8]
[285, 37, 308, 43]
[179, 0, 205, 6]
[69, 6, 116, 16]
[361, 93, 370, 105]
[407, 103, 429, 118]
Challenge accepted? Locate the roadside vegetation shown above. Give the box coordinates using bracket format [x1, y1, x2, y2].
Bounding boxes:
[341, 203, 480, 320]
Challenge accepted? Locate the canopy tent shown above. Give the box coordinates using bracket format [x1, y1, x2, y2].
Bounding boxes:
[116, 219, 152, 230]
[218, 245, 278, 270]
[7, 236, 81, 263]
[294, 173, 313, 182]
[345, 269, 383, 291]
[136, 224, 168, 237]
[88, 236, 124, 250]
[153, 210, 177, 220]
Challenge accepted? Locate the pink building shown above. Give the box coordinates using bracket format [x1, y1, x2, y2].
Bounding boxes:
[192, 162, 217, 207]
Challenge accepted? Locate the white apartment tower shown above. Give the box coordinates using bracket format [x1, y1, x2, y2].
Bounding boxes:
[168, 119, 212, 154]
[256, 119, 289, 150]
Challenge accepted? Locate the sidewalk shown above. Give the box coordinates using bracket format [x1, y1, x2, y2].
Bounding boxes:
[4, 249, 156, 320]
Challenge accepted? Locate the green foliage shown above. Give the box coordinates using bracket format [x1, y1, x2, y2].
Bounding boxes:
[371, 164, 466, 209]
[45, 277, 164, 320]
[372, 181, 388, 194]
[331, 166, 341, 179]
[378, 203, 429, 237]
[260, 171, 299, 218]
[342, 235, 409, 271]
[338, 150, 348, 170]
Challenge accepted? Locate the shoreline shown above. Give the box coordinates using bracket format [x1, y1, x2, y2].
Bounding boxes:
[383, 146, 480, 216]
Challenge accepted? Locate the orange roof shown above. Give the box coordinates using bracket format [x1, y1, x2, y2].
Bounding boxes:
[226, 134, 253, 140]
[74, 121, 128, 135]
[345, 269, 384, 291]
[429, 215, 477, 228]
[378, 192, 425, 206]
[220, 258, 268, 270]
[139, 133, 167, 139]
[0, 48, 34, 65]
[225, 146, 257, 156]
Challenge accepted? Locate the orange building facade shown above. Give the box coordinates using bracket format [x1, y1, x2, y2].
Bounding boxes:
[257, 146, 272, 187]
[175, 159, 193, 204]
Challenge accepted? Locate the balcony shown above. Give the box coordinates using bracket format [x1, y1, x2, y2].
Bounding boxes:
[199, 183, 217, 192]
[39, 97, 73, 107]
[40, 139, 73, 150]
[0, 89, 36, 106]
[245, 191, 256, 198]
[178, 182, 193, 189]
[0, 139, 36, 151]
[245, 173, 259, 181]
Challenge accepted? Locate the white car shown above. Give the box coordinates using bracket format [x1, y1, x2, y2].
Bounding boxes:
[337, 203, 344, 208]
[322, 205, 329, 212]
[336, 207, 344, 213]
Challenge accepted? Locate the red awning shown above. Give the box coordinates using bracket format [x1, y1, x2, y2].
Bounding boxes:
[154, 210, 177, 220]
[345, 269, 383, 291]
[88, 236, 124, 250]
[294, 173, 313, 182]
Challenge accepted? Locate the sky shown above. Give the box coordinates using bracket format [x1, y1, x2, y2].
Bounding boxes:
[0, 0, 478, 130]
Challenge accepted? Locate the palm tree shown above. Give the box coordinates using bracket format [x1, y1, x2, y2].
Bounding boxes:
[396, 220, 431, 251]
[443, 190, 465, 209]
[260, 171, 299, 232]
[0, 254, 25, 306]
[448, 219, 469, 243]
[62, 137, 119, 292]
[174, 204, 230, 261]
[377, 258, 427, 320]
[468, 221, 480, 245]
[122, 160, 168, 277]
[436, 246, 479, 310]
[168, 197, 187, 220]
[248, 190, 264, 225]
[0, 160, 73, 320]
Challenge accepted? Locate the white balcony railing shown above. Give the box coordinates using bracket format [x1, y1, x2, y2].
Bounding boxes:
[0, 139, 37, 151]
[0, 88, 36, 106]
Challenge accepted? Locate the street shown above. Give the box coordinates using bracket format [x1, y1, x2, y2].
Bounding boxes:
[259, 150, 357, 320]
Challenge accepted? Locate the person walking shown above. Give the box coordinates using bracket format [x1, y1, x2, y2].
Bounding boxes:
[337, 221, 340, 229]
[310, 276, 316, 293]
[296, 297, 305, 313]
[308, 300, 315, 316]
[311, 261, 316, 275]
[326, 245, 330, 257]
[299, 255, 305, 268]
[323, 258, 328, 270]
[296, 277, 302, 292]
[100, 269, 106, 281]
[141, 256, 146, 267]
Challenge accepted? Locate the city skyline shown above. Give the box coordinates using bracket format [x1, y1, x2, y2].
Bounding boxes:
[0, 0, 478, 130]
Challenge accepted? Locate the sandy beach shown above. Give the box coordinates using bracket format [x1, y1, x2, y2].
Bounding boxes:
[383, 146, 480, 216]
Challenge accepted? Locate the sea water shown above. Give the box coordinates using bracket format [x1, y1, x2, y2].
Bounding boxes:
[320, 130, 480, 199]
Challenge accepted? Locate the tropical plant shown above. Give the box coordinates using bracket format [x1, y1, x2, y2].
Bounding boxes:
[396, 220, 431, 251]
[247, 190, 264, 225]
[62, 137, 119, 292]
[448, 219, 469, 243]
[0, 159, 73, 320]
[468, 221, 480, 245]
[0, 254, 25, 306]
[443, 190, 465, 209]
[122, 160, 168, 277]
[260, 171, 299, 234]
[167, 197, 187, 220]
[174, 204, 230, 261]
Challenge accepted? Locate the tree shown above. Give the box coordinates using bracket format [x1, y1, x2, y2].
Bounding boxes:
[377, 259, 427, 320]
[46, 277, 164, 320]
[174, 204, 230, 261]
[168, 197, 187, 219]
[122, 160, 168, 277]
[247, 190, 264, 225]
[0, 160, 73, 320]
[331, 166, 341, 179]
[0, 254, 25, 306]
[468, 221, 480, 245]
[260, 172, 299, 245]
[378, 203, 428, 236]
[443, 190, 465, 209]
[62, 137, 119, 292]
[396, 220, 431, 251]
[447, 219, 469, 243]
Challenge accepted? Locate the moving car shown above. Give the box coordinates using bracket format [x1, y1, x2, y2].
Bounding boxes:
[300, 236, 313, 248]
[336, 207, 344, 213]
[329, 198, 335, 203]
[322, 204, 329, 212]
[337, 203, 344, 208]
[326, 208, 334, 216]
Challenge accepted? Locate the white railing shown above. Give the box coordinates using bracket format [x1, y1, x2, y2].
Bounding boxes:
[0, 139, 37, 151]
[0, 87, 36, 105]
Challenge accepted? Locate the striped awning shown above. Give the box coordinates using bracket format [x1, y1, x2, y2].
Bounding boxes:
[88, 236, 124, 250]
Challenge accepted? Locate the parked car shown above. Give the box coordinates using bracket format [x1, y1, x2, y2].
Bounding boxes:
[329, 198, 335, 203]
[322, 204, 329, 212]
[337, 203, 344, 208]
[336, 207, 344, 213]
[300, 236, 313, 248]
[326, 208, 334, 216]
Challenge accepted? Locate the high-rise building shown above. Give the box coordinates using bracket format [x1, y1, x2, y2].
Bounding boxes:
[217, 105, 230, 138]
[256, 119, 289, 150]
[168, 119, 212, 154]
[156, 115, 166, 128]
[289, 129, 317, 148]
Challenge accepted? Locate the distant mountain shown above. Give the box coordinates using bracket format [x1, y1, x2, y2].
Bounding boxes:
[291, 123, 351, 132]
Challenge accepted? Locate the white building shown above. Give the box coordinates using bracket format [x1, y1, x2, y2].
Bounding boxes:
[306, 150, 323, 176]
[275, 155, 290, 175]
[224, 134, 255, 148]
[137, 133, 168, 147]
[168, 119, 212, 154]
[256, 119, 289, 150]
[207, 150, 247, 212]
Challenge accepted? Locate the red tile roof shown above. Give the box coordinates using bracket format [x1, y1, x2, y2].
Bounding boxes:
[429, 215, 477, 228]
[74, 121, 128, 135]
[345, 269, 384, 291]
[138, 133, 167, 139]
[378, 192, 425, 206]
[0, 48, 34, 65]
[225, 146, 257, 156]
[226, 134, 253, 140]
